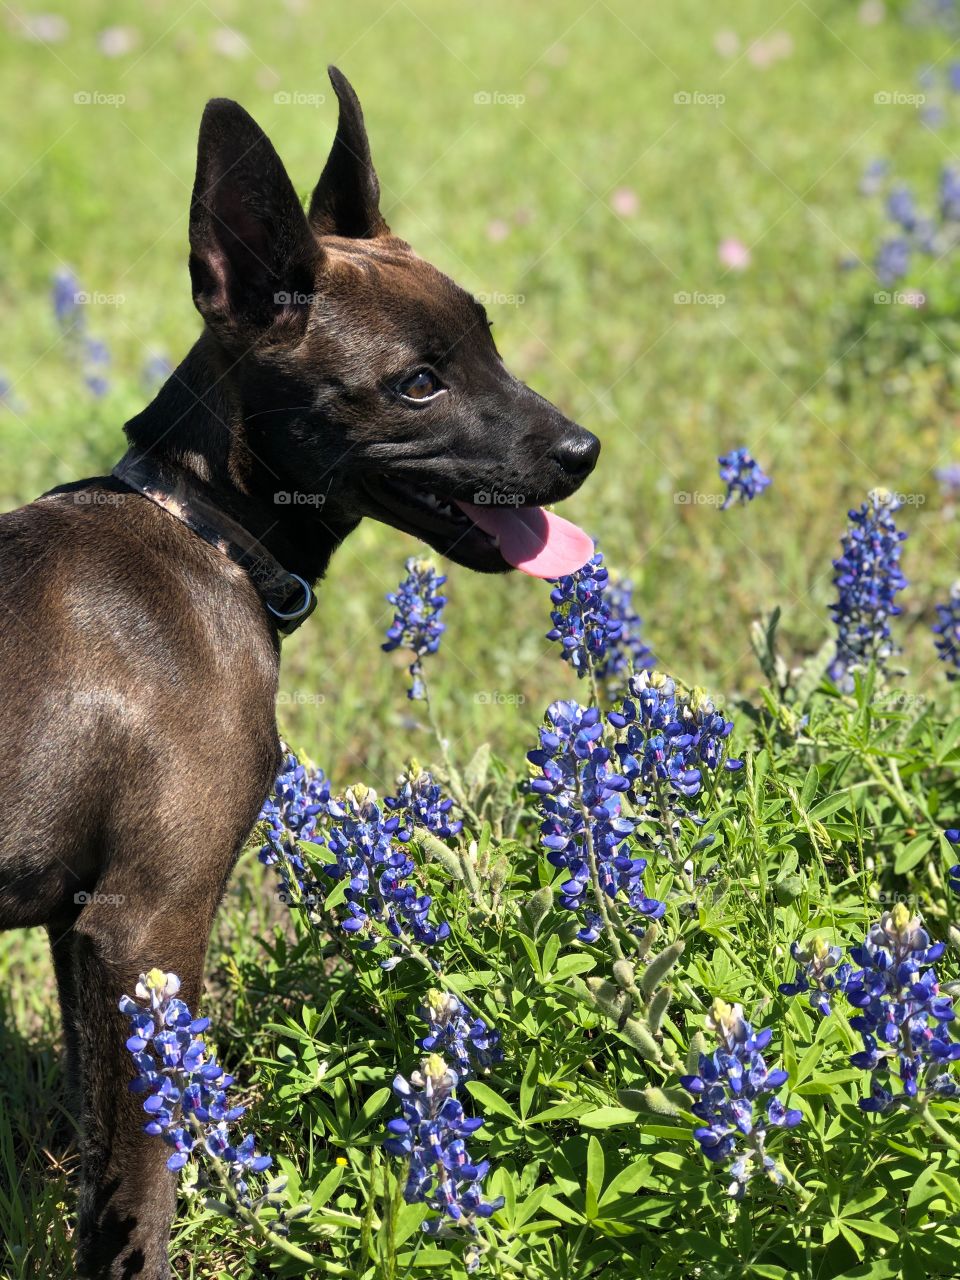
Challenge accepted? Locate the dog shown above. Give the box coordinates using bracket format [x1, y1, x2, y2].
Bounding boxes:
[0, 67, 599, 1277]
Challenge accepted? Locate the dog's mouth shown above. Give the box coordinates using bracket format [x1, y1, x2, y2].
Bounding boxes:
[359, 475, 594, 577]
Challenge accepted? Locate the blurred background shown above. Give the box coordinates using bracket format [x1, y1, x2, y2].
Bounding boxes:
[1, 0, 959, 781]
[4, 1, 960, 1272]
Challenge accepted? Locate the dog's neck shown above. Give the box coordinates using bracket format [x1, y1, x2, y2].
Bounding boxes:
[122, 333, 357, 587]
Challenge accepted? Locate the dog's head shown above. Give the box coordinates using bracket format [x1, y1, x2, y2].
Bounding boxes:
[188, 67, 599, 576]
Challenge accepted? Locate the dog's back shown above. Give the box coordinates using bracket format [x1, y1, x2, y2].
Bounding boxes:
[0, 483, 281, 934]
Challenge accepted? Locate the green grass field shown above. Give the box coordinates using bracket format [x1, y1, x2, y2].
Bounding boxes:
[3, 1, 960, 1275]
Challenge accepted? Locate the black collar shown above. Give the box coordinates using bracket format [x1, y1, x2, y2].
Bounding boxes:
[112, 453, 316, 636]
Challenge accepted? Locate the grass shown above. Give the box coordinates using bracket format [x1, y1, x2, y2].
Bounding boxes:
[2, 1, 960, 1275]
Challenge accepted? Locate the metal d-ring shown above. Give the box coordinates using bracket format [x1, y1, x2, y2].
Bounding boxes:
[267, 573, 314, 622]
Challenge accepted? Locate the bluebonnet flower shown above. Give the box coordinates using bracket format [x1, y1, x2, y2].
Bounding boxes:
[827, 489, 908, 689]
[778, 936, 850, 1016]
[384, 1054, 504, 1265]
[119, 969, 277, 1209]
[844, 905, 960, 1110]
[382, 558, 447, 699]
[591, 573, 655, 694]
[528, 699, 664, 940]
[935, 462, 960, 496]
[323, 784, 450, 953]
[258, 753, 337, 910]
[942, 165, 960, 221]
[546, 552, 622, 678]
[887, 186, 918, 232]
[718, 447, 771, 509]
[608, 671, 739, 819]
[680, 999, 802, 1199]
[417, 990, 504, 1077]
[875, 237, 910, 286]
[933, 583, 960, 679]
[385, 764, 463, 840]
[858, 158, 889, 197]
[52, 268, 82, 328]
[142, 351, 172, 391]
[51, 269, 111, 398]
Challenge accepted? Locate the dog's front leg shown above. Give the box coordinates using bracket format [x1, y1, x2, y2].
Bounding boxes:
[68, 889, 220, 1280]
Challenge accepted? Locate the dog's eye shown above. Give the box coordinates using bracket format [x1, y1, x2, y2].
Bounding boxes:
[396, 369, 445, 402]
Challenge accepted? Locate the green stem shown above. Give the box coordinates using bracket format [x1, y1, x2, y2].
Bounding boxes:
[862, 754, 916, 824]
[422, 679, 485, 832]
[919, 1103, 960, 1158]
[187, 1117, 356, 1272]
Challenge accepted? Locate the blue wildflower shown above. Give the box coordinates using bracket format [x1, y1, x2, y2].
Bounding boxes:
[887, 186, 918, 232]
[592, 573, 655, 694]
[382, 558, 447, 700]
[119, 969, 277, 1209]
[384, 1054, 504, 1260]
[942, 165, 960, 221]
[546, 552, 622, 678]
[258, 752, 336, 910]
[858, 158, 889, 197]
[875, 237, 910, 286]
[845, 905, 960, 1110]
[680, 999, 802, 1199]
[385, 765, 463, 840]
[718, 447, 771, 509]
[142, 351, 172, 391]
[828, 489, 908, 689]
[417, 990, 503, 1078]
[935, 463, 960, 496]
[778, 936, 850, 1016]
[608, 671, 739, 818]
[933, 583, 960, 679]
[51, 269, 111, 398]
[528, 699, 664, 939]
[323, 785, 451, 954]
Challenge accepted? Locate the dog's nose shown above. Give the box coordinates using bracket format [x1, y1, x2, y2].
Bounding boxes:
[550, 429, 601, 478]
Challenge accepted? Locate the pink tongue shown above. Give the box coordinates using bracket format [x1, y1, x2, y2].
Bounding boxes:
[454, 501, 594, 578]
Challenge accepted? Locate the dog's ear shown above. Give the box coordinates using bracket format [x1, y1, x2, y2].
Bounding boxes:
[308, 66, 389, 239]
[189, 99, 316, 331]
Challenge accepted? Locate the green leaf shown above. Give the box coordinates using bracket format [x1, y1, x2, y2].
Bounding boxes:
[894, 833, 932, 874]
[519, 1047, 538, 1120]
[579, 1106, 640, 1129]
[466, 1081, 519, 1123]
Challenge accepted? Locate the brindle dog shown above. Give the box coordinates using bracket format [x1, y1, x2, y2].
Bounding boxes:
[0, 67, 599, 1276]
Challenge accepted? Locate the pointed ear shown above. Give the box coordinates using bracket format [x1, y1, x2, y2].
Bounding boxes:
[189, 99, 316, 331]
[308, 66, 389, 239]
